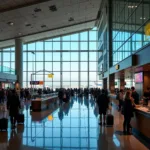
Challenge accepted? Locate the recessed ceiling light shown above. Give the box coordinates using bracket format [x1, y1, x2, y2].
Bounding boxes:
[49, 5, 57, 12]
[41, 25, 46, 28]
[128, 5, 137, 8]
[68, 17, 74, 22]
[34, 8, 42, 12]
[7, 22, 14, 26]
[26, 24, 31, 27]
[140, 17, 146, 20]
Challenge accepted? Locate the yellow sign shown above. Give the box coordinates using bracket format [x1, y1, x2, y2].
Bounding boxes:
[48, 74, 54, 78]
[115, 64, 119, 70]
[144, 23, 150, 36]
[48, 115, 53, 121]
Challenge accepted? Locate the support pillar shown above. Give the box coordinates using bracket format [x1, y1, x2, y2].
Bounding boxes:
[15, 38, 23, 88]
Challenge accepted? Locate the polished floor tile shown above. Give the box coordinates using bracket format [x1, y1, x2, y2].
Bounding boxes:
[0, 95, 148, 150]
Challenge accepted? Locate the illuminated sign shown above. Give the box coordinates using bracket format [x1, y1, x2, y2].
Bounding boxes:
[48, 74, 54, 78]
[144, 23, 150, 36]
[48, 115, 53, 121]
[115, 64, 120, 70]
[30, 81, 44, 85]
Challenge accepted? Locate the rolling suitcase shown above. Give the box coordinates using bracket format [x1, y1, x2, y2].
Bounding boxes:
[17, 114, 24, 124]
[0, 118, 8, 131]
[106, 113, 114, 126]
[0, 110, 8, 131]
[17, 110, 24, 124]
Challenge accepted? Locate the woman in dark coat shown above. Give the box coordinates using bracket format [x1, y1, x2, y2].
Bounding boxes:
[7, 90, 21, 129]
[122, 91, 135, 134]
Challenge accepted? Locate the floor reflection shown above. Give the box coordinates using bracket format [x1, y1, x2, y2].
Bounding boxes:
[0, 95, 148, 150]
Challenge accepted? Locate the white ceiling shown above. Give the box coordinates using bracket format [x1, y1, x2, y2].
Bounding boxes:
[0, 0, 101, 48]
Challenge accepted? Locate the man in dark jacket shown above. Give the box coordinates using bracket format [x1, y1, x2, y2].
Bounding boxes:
[97, 89, 109, 125]
[131, 87, 139, 104]
[7, 90, 21, 129]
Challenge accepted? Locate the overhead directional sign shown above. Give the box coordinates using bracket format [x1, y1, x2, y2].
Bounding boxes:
[30, 81, 44, 85]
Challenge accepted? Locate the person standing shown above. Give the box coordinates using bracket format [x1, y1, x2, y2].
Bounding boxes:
[97, 89, 109, 125]
[143, 88, 150, 105]
[122, 91, 135, 134]
[7, 89, 21, 129]
[131, 87, 139, 105]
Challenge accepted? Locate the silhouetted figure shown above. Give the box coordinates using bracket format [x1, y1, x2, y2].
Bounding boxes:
[122, 91, 135, 134]
[97, 89, 109, 125]
[7, 90, 21, 129]
[131, 87, 139, 105]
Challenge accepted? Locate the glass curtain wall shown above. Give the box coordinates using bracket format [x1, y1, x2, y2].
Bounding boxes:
[112, 0, 150, 65]
[0, 46, 15, 74]
[23, 28, 98, 89]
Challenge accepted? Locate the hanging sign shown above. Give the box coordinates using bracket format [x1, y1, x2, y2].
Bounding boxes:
[144, 23, 150, 36]
[30, 81, 44, 85]
[48, 74, 54, 78]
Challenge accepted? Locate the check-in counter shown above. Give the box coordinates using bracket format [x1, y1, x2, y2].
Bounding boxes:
[31, 94, 58, 112]
[31, 104, 59, 121]
[131, 106, 150, 144]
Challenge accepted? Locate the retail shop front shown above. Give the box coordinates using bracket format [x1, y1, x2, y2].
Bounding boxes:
[109, 45, 150, 147]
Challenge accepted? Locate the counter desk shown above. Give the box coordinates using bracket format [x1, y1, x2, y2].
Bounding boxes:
[31, 96, 58, 112]
[131, 106, 150, 145]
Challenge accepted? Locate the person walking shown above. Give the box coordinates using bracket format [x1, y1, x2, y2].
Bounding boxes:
[7, 89, 21, 129]
[122, 91, 135, 134]
[97, 89, 109, 125]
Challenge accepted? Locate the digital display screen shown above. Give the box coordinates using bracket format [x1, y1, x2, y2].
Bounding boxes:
[135, 72, 143, 83]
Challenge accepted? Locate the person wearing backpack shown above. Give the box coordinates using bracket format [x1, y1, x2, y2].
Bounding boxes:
[131, 87, 139, 105]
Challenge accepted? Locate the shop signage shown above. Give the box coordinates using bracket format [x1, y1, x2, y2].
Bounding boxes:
[30, 81, 44, 85]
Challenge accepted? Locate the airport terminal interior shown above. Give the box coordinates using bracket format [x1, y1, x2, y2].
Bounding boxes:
[0, 0, 150, 149]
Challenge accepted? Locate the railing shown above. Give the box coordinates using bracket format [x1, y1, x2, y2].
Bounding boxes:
[0, 65, 15, 75]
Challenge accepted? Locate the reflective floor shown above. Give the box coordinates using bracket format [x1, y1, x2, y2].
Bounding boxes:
[0, 95, 148, 150]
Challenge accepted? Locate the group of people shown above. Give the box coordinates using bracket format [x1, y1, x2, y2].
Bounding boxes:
[1, 86, 145, 134]
[95, 86, 142, 135]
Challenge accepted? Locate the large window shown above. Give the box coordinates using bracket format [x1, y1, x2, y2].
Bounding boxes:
[0, 28, 98, 88]
[112, 0, 150, 65]
[0, 47, 15, 74]
[22, 29, 98, 88]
